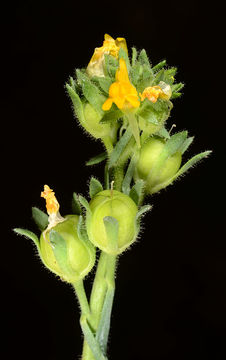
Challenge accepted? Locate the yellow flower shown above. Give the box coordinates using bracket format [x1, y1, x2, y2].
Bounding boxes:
[87, 34, 127, 77]
[140, 81, 172, 103]
[102, 58, 140, 111]
[41, 185, 59, 215]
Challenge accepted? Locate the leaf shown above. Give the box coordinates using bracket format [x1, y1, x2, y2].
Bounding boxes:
[171, 82, 184, 93]
[129, 180, 145, 206]
[86, 152, 108, 166]
[89, 177, 103, 198]
[100, 109, 123, 124]
[152, 60, 166, 73]
[65, 83, 85, 122]
[138, 49, 151, 67]
[137, 101, 159, 125]
[103, 216, 119, 253]
[104, 54, 118, 78]
[156, 126, 170, 139]
[79, 195, 91, 214]
[93, 76, 112, 95]
[131, 47, 137, 66]
[32, 207, 48, 231]
[77, 215, 88, 242]
[96, 283, 115, 355]
[122, 154, 137, 195]
[72, 193, 82, 215]
[82, 80, 105, 116]
[108, 127, 132, 168]
[136, 204, 152, 221]
[80, 315, 106, 360]
[14, 228, 40, 248]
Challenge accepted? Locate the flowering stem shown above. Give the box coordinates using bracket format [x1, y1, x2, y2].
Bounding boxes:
[73, 280, 91, 318]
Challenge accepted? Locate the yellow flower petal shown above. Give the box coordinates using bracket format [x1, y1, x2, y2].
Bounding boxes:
[41, 185, 59, 215]
[102, 98, 113, 111]
[116, 58, 130, 83]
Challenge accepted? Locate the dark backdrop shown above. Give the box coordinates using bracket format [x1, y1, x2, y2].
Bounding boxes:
[2, 1, 225, 359]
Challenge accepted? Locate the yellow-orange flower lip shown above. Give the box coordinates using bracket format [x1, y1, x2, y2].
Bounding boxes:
[102, 58, 140, 111]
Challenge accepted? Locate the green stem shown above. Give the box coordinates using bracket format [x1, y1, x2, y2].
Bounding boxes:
[102, 136, 113, 155]
[113, 166, 124, 191]
[81, 252, 117, 360]
[73, 280, 90, 318]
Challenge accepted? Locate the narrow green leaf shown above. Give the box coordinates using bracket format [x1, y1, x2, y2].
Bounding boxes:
[152, 60, 166, 73]
[175, 151, 212, 178]
[65, 83, 85, 122]
[32, 207, 48, 231]
[77, 215, 88, 242]
[93, 76, 112, 95]
[103, 216, 119, 253]
[80, 315, 106, 360]
[129, 180, 145, 206]
[171, 82, 184, 93]
[86, 152, 107, 166]
[14, 228, 40, 248]
[131, 47, 137, 66]
[171, 92, 182, 99]
[156, 126, 170, 139]
[89, 177, 103, 198]
[82, 80, 105, 116]
[104, 54, 118, 78]
[138, 49, 151, 67]
[72, 192, 82, 215]
[79, 195, 91, 214]
[136, 204, 152, 221]
[96, 284, 115, 354]
[122, 154, 137, 195]
[137, 100, 159, 125]
[108, 128, 132, 168]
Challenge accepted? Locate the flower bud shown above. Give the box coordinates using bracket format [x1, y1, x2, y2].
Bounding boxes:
[86, 190, 138, 255]
[40, 215, 95, 283]
[134, 137, 182, 194]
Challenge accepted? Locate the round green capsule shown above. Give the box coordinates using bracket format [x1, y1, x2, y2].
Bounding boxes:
[135, 137, 182, 194]
[40, 215, 95, 283]
[86, 190, 138, 255]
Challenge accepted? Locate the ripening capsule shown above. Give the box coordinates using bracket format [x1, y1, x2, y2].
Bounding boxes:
[134, 137, 182, 194]
[40, 215, 95, 283]
[86, 190, 138, 255]
[39, 185, 95, 283]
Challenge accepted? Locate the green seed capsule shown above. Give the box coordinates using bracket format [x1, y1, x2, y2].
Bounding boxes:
[40, 215, 95, 283]
[86, 190, 138, 255]
[135, 137, 182, 194]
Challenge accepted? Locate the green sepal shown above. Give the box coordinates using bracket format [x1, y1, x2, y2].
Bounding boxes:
[136, 204, 152, 221]
[49, 230, 77, 277]
[104, 54, 118, 79]
[130, 62, 142, 87]
[122, 154, 137, 195]
[79, 195, 92, 214]
[89, 177, 103, 199]
[80, 315, 107, 360]
[137, 98, 170, 125]
[155, 126, 170, 139]
[86, 152, 108, 166]
[150, 150, 212, 194]
[72, 193, 82, 215]
[163, 131, 188, 157]
[129, 179, 145, 206]
[92, 76, 112, 95]
[179, 136, 194, 154]
[14, 228, 40, 249]
[100, 108, 123, 124]
[108, 127, 132, 168]
[77, 215, 89, 243]
[138, 49, 151, 67]
[152, 60, 166, 73]
[131, 47, 137, 66]
[103, 216, 119, 254]
[118, 48, 130, 72]
[32, 207, 48, 231]
[65, 83, 85, 123]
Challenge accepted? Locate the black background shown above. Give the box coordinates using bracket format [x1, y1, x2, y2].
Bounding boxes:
[2, 1, 225, 359]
